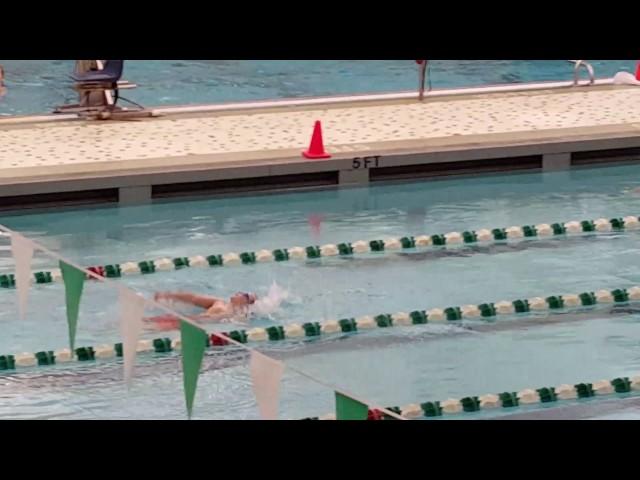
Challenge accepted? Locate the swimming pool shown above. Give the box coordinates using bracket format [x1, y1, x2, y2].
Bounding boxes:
[0, 60, 636, 116]
[2, 163, 640, 419]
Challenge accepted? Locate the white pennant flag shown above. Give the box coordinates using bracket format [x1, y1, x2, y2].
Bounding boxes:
[250, 351, 285, 420]
[118, 288, 145, 386]
[10, 232, 34, 320]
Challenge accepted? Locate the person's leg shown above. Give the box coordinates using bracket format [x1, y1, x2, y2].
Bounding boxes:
[144, 313, 181, 331]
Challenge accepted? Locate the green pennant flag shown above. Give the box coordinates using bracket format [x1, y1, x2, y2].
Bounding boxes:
[335, 392, 369, 420]
[180, 320, 208, 419]
[59, 261, 86, 353]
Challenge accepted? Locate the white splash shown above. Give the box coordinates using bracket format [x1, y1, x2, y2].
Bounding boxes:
[250, 282, 290, 317]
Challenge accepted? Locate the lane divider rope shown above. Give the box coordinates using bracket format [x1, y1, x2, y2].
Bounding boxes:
[2, 285, 639, 371]
[0, 224, 407, 420]
[303, 374, 640, 420]
[1, 215, 638, 289]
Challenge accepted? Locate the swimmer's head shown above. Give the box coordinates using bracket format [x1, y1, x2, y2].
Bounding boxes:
[230, 292, 257, 307]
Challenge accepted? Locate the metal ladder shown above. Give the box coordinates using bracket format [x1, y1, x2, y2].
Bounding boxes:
[417, 60, 430, 100]
[569, 60, 595, 86]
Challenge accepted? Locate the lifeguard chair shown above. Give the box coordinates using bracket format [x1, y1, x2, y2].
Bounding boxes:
[55, 60, 156, 120]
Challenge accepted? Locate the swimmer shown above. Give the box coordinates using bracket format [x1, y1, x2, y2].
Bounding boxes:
[146, 291, 257, 330]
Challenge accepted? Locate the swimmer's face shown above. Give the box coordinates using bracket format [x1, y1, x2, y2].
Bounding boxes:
[230, 292, 256, 307]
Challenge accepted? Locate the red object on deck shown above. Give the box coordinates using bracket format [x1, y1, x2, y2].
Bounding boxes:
[415, 60, 425, 65]
[636, 61, 640, 81]
[302, 121, 331, 159]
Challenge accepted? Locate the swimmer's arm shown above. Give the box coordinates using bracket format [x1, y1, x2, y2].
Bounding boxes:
[155, 292, 222, 309]
[196, 304, 243, 324]
[189, 312, 227, 324]
[203, 303, 231, 319]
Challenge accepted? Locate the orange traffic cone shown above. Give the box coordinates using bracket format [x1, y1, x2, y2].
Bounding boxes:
[636, 61, 640, 81]
[302, 121, 331, 159]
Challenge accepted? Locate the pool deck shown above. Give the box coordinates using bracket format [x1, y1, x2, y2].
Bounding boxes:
[2, 80, 640, 208]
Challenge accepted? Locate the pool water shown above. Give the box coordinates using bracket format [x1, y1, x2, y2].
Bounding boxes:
[2, 163, 640, 419]
[0, 60, 636, 116]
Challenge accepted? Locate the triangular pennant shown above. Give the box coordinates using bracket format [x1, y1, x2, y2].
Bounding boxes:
[250, 351, 285, 420]
[118, 288, 145, 387]
[180, 320, 208, 419]
[335, 392, 369, 420]
[10, 233, 34, 320]
[59, 261, 86, 352]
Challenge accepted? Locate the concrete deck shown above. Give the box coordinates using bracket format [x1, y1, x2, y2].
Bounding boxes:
[2, 82, 640, 209]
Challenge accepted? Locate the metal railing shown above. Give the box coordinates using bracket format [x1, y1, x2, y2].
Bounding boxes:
[570, 60, 595, 86]
[417, 60, 430, 100]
